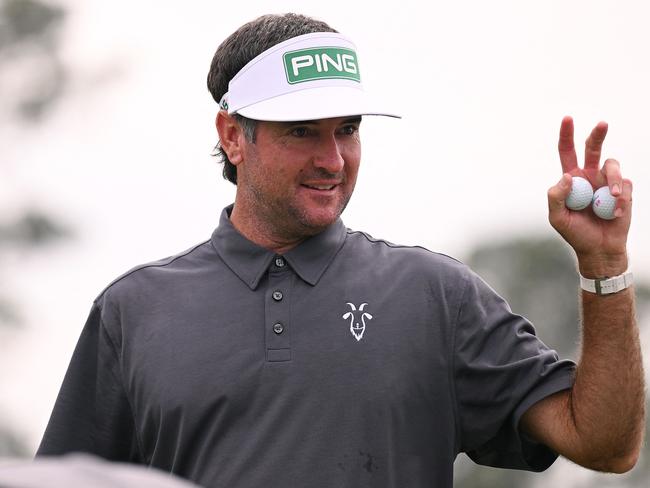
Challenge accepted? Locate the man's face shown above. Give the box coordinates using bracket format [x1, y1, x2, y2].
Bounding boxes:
[235, 116, 362, 237]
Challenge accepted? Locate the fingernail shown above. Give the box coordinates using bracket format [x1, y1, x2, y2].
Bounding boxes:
[615, 208, 623, 218]
[612, 184, 620, 196]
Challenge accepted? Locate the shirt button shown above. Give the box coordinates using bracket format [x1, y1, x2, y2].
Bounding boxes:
[273, 323, 284, 334]
[272, 290, 283, 301]
[275, 257, 286, 268]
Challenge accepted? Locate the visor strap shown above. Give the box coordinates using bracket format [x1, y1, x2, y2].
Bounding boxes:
[219, 93, 229, 111]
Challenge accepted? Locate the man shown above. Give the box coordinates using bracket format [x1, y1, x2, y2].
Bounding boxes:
[37, 13, 644, 487]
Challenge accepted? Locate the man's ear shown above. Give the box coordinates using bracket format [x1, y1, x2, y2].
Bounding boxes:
[216, 110, 244, 165]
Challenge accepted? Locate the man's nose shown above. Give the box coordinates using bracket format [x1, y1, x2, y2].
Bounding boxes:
[313, 134, 345, 173]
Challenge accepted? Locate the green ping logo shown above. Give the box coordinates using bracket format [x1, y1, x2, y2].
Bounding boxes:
[283, 47, 360, 84]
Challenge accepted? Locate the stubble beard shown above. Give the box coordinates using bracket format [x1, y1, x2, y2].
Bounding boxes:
[249, 182, 353, 240]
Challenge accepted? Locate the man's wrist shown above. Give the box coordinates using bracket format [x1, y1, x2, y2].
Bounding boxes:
[577, 252, 628, 279]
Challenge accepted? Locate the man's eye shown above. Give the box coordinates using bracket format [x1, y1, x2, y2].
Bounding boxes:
[341, 125, 359, 135]
[291, 127, 309, 137]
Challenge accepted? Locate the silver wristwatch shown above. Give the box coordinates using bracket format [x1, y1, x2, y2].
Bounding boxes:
[580, 271, 634, 295]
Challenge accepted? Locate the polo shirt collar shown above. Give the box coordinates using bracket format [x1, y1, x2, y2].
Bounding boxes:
[211, 205, 347, 289]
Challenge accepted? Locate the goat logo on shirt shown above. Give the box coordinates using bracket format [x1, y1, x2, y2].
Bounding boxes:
[342, 302, 373, 341]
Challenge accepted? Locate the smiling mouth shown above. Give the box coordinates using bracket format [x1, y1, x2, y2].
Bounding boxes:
[301, 184, 337, 191]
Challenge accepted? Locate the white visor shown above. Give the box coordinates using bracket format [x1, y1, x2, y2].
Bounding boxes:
[219, 32, 400, 121]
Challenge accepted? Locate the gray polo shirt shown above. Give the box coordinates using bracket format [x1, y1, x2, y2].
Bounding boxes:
[38, 205, 576, 487]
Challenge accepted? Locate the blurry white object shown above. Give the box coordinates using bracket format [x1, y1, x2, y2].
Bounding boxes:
[0, 453, 201, 488]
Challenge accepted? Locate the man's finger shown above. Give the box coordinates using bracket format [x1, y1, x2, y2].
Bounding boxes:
[614, 178, 633, 219]
[548, 173, 572, 213]
[558, 116, 578, 173]
[584, 121, 608, 170]
[601, 158, 622, 197]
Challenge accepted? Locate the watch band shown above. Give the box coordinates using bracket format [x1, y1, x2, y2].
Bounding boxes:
[580, 270, 633, 295]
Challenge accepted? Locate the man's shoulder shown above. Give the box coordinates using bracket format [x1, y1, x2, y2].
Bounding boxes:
[343, 227, 469, 278]
[95, 238, 215, 305]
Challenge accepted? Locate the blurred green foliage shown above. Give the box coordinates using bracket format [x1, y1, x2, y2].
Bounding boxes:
[0, 0, 63, 43]
[467, 237, 581, 359]
[1, 0, 69, 458]
[0, 0, 66, 120]
[0, 210, 69, 249]
[0, 210, 70, 327]
[0, 430, 30, 457]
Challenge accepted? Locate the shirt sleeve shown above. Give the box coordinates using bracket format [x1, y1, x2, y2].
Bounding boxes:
[36, 302, 142, 463]
[453, 268, 576, 471]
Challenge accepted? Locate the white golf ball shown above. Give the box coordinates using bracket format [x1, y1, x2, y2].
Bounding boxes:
[566, 176, 593, 210]
[592, 186, 617, 220]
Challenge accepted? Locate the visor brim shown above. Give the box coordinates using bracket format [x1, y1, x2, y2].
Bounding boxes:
[234, 86, 400, 122]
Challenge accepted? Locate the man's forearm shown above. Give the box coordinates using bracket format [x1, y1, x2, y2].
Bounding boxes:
[569, 279, 645, 471]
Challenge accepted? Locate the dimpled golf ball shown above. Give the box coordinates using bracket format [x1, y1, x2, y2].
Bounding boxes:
[566, 176, 594, 210]
[592, 186, 617, 220]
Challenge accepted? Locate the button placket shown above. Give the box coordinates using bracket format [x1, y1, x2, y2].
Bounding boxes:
[265, 264, 292, 362]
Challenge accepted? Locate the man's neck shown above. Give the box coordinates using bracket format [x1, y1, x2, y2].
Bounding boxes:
[229, 205, 307, 255]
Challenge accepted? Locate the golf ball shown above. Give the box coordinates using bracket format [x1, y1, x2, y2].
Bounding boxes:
[566, 176, 593, 210]
[592, 186, 617, 220]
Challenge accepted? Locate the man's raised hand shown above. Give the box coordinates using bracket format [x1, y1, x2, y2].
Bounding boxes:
[547, 116, 632, 277]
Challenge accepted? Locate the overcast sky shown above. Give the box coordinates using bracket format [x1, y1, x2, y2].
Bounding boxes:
[2, 1, 649, 474]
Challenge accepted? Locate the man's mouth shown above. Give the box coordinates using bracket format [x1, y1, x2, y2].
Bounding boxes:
[302, 184, 337, 191]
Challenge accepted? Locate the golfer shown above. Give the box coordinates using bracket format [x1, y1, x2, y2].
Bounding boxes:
[37, 13, 644, 488]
